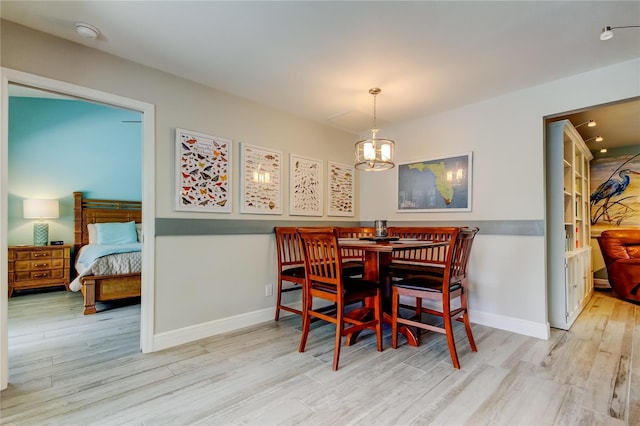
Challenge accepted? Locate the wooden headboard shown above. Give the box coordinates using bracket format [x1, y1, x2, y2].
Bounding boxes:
[73, 191, 142, 251]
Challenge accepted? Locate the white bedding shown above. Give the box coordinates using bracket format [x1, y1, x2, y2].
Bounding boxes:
[70, 244, 142, 291]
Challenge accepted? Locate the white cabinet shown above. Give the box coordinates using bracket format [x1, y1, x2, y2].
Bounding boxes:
[547, 120, 593, 330]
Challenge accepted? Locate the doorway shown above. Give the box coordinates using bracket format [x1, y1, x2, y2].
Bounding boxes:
[1, 68, 156, 390]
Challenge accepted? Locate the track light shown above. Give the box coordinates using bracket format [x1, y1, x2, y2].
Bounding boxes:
[575, 120, 596, 129]
[585, 136, 604, 143]
[600, 25, 640, 41]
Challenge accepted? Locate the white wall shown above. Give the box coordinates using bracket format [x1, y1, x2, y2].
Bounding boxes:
[0, 21, 357, 342]
[360, 58, 640, 336]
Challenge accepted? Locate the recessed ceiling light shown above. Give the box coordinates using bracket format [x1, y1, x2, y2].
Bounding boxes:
[74, 22, 100, 40]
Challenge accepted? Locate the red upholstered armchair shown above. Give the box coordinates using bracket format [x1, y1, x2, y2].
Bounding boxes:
[597, 229, 640, 303]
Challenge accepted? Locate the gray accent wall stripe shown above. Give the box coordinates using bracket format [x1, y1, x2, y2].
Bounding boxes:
[155, 219, 544, 236]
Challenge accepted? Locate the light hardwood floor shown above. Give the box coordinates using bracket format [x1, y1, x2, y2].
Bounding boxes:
[1, 289, 639, 425]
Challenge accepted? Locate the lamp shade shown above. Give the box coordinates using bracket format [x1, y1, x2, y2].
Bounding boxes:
[23, 199, 59, 219]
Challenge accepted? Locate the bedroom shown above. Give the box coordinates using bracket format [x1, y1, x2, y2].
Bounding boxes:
[7, 90, 143, 315]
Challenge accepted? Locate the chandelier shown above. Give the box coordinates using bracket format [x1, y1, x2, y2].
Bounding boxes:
[354, 88, 395, 171]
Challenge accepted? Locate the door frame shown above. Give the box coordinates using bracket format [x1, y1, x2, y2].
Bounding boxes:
[0, 68, 156, 390]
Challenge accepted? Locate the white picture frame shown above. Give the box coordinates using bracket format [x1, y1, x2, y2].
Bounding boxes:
[327, 161, 355, 217]
[175, 128, 232, 213]
[289, 153, 323, 216]
[239, 143, 282, 214]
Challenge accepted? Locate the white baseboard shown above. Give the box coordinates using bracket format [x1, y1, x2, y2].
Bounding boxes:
[152, 301, 551, 352]
[469, 309, 550, 340]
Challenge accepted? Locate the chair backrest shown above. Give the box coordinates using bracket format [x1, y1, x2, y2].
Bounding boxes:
[297, 227, 343, 289]
[387, 226, 460, 266]
[274, 227, 305, 273]
[336, 226, 376, 261]
[448, 227, 479, 283]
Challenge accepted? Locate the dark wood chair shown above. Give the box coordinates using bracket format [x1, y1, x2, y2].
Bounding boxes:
[390, 227, 479, 369]
[297, 227, 383, 370]
[336, 226, 376, 277]
[274, 227, 306, 321]
[386, 226, 460, 279]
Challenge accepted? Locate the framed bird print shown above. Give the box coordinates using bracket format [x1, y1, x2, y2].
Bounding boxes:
[590, 153, 640, 234]
[175, 128, 232, 213]
[397, 152, 472, 212]
[290, 154, 323, 216]
[240, 143, 282, 214]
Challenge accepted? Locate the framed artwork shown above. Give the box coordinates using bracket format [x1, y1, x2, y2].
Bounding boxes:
[175, 128, 232, 213]
[591, 153, 640, 235]
[327, 161, 355, 217]
[289, 154, 323, 216]
[397, 152, 472, 212]
[240, 143, 282, 214]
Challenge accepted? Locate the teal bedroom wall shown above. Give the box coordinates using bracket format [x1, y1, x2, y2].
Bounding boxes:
[8, 97, 142, 246]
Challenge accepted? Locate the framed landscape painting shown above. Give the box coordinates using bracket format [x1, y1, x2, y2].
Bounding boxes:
[397, 152, 472, 212]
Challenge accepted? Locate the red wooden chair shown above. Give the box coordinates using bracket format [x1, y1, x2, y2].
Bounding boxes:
[336, 226, 376, 277]
[297, 227, 383, 370]
[391, 227, 479, 369]
[273, 227, 306, 321]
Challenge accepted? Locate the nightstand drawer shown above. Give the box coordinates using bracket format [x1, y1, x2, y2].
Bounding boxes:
[15, 258, 65, 271]
[15, 268, 65, 282]
[15, 248, 65, 261]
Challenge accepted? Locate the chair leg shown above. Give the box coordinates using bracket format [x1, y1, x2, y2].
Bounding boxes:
[460, 287, 477, 352]
[298, 292, 311, 353]
[374, 289, 383, 352]
[274, 279, 284, 321]
[333, 306, 344, 371]
[462, 313, 477, 352]
[443, 314, 460, 369]
[391, 287, 399, 349]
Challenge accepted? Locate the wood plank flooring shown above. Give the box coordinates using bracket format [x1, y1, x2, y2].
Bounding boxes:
[1, 289, 638, 425]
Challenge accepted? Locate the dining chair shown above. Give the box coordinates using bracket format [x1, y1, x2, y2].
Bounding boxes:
[336, 226, 376, 277]
[297, 227, 383, 371]
[390, 227, 479, 369]
[386, 226, 460, 280]
[273, 227, 306, 321]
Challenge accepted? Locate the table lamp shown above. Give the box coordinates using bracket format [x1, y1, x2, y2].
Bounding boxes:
[23, 198, 59, 246]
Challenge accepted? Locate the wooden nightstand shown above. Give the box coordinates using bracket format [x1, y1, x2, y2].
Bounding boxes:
[8, 245, 71, 297]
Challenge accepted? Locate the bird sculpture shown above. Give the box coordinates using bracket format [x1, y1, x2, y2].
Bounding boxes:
[591, 169, 640, 207]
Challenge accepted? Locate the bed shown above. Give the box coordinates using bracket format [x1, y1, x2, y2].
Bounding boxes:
[71, 191, 142, 315]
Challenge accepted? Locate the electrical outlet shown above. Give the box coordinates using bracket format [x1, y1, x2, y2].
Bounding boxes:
[265, 284, 273, 297]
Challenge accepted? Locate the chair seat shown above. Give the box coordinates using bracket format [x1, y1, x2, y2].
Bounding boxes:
[388, 263, 445, 278]
[312, 278, 380, 300]
[282, 265, 306, 279]
[342, 261, 364, 277]
[393, 275, 462, 293]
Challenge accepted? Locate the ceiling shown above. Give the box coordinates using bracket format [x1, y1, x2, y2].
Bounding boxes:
[2, 1, 639, 142]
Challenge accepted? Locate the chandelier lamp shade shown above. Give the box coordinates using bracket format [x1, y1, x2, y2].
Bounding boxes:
[23, 198, 59, 246]
[354, 88, 395, 171]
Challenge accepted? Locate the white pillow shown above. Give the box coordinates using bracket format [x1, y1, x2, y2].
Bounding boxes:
[136, 223, 143, 242]
[87, 224, 97, 244]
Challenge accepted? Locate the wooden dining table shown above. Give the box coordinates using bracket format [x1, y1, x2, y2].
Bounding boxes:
[338, 238, 449, 346]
